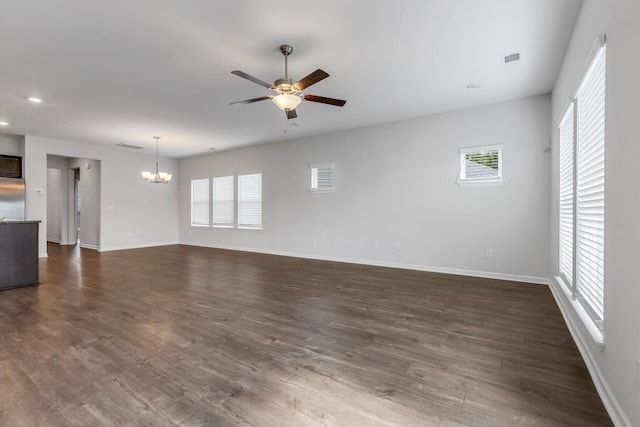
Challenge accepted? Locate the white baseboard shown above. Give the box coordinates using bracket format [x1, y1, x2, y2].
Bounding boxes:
[99, 241, 179, 252]
[38, 252, 48, 258]
[179, 241, 549, 285]
[79, 243, 100, 251]
[549, 278, 631, 427]
[47, 238, 61, 244]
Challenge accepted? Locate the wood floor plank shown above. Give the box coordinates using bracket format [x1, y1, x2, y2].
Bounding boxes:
[0, 243, 612, 426]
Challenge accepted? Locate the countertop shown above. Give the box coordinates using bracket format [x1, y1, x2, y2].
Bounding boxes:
[0, 220, 41, 225]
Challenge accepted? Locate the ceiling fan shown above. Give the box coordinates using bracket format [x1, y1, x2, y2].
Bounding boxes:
[230, 44, 346, 119]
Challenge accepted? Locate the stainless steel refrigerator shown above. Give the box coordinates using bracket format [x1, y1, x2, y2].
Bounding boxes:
[0, 178, 26, 221]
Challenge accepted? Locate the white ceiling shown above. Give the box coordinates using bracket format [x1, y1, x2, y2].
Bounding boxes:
[0, 0, 581, 158]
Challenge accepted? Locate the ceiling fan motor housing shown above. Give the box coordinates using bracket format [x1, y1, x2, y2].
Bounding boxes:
[274, 78, 297, 94]
[279, 44, 293, 56]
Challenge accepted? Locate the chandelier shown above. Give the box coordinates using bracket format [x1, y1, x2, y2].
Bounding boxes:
[141, 136, 172, 184]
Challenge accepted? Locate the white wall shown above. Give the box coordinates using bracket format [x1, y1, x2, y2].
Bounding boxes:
[47, 155, 71, 244]
[24, 135, 180, 256]
[46, 168, 62, 242]
[550, 1, 639, 425]
[179, 94, 551, 282]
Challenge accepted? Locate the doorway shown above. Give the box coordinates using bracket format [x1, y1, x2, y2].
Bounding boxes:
[45, 155, 101, 250]
[73, 167, 80, 244]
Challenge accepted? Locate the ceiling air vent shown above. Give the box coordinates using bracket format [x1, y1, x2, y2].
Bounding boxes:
[116, 142, 144, 149]
[504, 52, 521, 64]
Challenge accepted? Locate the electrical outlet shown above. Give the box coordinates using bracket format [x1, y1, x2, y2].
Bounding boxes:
[312, 238, 318, 246]
[372, 241, 379, 249]
[394, 242, 400, 250]
[241, 233, 246, 240]
[485, 249, 493, 258]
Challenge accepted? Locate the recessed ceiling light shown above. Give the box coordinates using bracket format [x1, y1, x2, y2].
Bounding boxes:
[28, 97, 43, 103]
[466, 83, 481, 89]
[0, 121, 8, 126]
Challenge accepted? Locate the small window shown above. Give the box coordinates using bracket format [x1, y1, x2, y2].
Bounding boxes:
[238, 173, 262, 229]
[310, 163, 335, 191]
[458, 144, 503, 186]
[191, 178, 210, 227]
[213, 175, 234, 228]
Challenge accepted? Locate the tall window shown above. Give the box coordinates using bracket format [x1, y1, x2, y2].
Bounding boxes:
[558, 41, 606, 328]
[191, 178, 210, 227]
[213, 175, 234, 227]
[238, 173, 262, 229]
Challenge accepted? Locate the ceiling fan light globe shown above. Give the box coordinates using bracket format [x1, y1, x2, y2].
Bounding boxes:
[272, 94, 302, 111]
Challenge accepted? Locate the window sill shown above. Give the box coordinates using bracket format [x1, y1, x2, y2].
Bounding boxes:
[458, 180, 503, 188]
[212, 225, 234, 229]
[310, 188, 335, 193]
[555, 276, 605, 347]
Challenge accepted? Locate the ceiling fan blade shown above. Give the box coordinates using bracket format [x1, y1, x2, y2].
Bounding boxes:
[286, 109, 297, 120]
[231, 70, 276, 90]
[294, 69, 329, 91]
[303, 94, 347, 107]
[229, 96, 272, 105]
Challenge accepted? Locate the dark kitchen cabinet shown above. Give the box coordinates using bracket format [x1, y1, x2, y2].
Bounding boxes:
[0, 221, 40, 290]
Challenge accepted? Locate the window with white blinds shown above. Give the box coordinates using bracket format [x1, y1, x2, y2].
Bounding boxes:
[213, 175, 234, 227]
[191, 178, 210, 227]
[238, 173, 262, 229]
[575, 45, 606, 323]
[311, 163, 335, 191]
[558, 103, 575, 286]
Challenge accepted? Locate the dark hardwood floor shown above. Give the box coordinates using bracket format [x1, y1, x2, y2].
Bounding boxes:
[0, 243, 611, 426]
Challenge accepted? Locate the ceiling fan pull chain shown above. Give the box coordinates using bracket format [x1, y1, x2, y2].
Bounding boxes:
[284, 116, 289, 141]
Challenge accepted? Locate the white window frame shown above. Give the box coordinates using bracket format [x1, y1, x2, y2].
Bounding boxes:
[212, 175, 235, 228]
[190, 178, 211, 227]
[457, 144, 503, 187]
[310, 163, 335, 192]
[237, 172, 262, 230]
